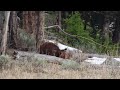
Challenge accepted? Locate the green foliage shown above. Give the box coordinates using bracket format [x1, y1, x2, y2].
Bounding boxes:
[33, 58, 48, 67]
[18, 28, 36, 48]
[62, 60, 80, 70]
[0, 55, 9, 70]
[62, 12, 119, 55]
[63, 12, 96, 52]
[0, 55, 9, 64]
[64, 12, 87, 37]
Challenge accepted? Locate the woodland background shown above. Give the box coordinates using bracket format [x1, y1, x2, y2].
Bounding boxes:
[0, 11, 120, 79]
[0, 11, 120, 56]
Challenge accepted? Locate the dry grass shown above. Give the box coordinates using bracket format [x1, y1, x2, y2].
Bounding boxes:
[0, 55, 120, 79]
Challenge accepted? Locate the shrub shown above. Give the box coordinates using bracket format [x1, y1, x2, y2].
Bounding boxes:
[17, 28, 36, 49]
[0, 55, 10, 70]
[62, 60, 80, 70]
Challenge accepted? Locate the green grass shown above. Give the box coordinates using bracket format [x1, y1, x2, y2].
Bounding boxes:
[0, 54, 120, 79]
[61, 60, 80, 70]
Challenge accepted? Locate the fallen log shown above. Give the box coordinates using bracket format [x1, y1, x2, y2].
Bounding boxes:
[14, 50, 72, 65]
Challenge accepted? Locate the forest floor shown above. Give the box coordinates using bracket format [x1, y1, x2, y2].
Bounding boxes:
[0, 51, 120, 79]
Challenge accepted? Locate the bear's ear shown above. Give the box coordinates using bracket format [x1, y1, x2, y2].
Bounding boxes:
[60, 48, 67, 52]
[64, 48, 67, 50]
[13, 51, 18, 55]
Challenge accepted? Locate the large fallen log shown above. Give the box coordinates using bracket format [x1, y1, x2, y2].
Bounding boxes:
[14, 50, 73, 65]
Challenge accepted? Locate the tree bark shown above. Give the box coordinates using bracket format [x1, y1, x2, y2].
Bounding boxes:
[23, 11, 29, 33]
[1, 11, 11, 55]
[9, 11, 18, 49]
[55, 11, 61, 32]
[13, 11, 18, 48]
[36, 11, 45, 52]
[23, 11, 37, 35]
[31, 11, 36, 36]
[28, 11, 33, 34]
[58, 11, 61, 28]
[102, 21, 110, 44]
[112, 16, 120, 44]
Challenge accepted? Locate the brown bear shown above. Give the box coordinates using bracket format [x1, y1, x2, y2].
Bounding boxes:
[59, 49, 72, 59]
[39, 42, 71, 59]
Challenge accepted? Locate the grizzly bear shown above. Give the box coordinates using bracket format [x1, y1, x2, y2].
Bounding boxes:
[59, 50, 72, 59]
[39, 42, 71, 59]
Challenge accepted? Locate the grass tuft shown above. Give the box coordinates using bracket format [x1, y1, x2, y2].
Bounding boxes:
[61, 60, 80, 70]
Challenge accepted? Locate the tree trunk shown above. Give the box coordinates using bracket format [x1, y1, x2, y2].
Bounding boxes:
[56, 11, 61, 32]
[23, 11, 37, 35]
[112, 17, 120, 44]
[99, 15, 109, 44]
[61, 11, 69, 29]
[13, 11, 18, 48]
[9, 11, 18, 49]
[28, 11, 33, 34]
[31, 11, 36, 36]
[58, 11, 61, 28]
[36, 11, 45, 52]
[23, 11, 29, 33]
[102, 21, 110, 44]
[1, 11, 11, 55]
